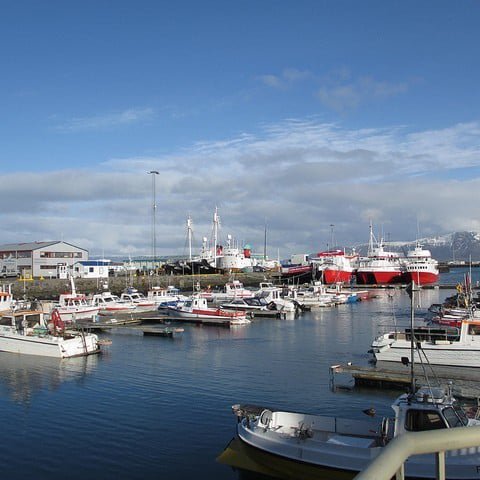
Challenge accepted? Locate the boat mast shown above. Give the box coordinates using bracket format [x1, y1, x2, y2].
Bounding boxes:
[186, 215, 193, 262]
[264, 220, 267, 261]
[213, 207, 219, 269]
[368, 221, 375, 255]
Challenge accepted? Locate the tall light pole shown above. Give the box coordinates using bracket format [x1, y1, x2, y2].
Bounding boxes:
[148, 171, 159, 270]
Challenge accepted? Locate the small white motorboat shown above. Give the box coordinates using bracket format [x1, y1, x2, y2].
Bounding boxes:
[167, 296, 251, 326]
[0, 308, 102, 358]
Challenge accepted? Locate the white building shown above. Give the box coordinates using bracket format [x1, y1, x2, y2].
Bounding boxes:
[72, 260, 110, 279]
[0, 241, 88, 279]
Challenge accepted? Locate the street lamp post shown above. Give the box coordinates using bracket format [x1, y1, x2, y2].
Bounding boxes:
[148, 171, 159, 272]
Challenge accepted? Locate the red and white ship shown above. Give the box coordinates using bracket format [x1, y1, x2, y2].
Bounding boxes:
[402, 243, 439, 286]
[310, 249, 357, 284]
[355, 225, 403, 285]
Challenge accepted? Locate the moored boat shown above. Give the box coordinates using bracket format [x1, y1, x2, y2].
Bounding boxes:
[402, 243, 439, 286]
[229, 283, 480, 479]
[0, 308, 102, 358]
[311, 249, 356, 285]
[355, 224, 403, 285]
[92, 291, 137, 315]
[55, 276, 100, 321]
[167, 296, 251, 326]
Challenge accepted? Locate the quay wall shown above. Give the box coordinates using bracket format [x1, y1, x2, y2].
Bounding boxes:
[2, 272, 275, 301]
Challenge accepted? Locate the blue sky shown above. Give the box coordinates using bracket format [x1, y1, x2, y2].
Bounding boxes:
[1, 1, 480, 258]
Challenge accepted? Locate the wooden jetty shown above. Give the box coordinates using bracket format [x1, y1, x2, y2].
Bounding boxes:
[139, 326, 184, 337]
[330, 363, 480, 399]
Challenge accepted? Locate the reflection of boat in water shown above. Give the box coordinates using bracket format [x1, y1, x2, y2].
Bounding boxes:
[0, 353, 98, 405]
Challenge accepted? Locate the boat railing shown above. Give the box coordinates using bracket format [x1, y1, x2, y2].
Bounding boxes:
[376, 325, 460, 343]
[353, 424, 480, 480]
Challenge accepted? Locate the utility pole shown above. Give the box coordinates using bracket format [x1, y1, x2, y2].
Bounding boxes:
[148, 171, 159, 271]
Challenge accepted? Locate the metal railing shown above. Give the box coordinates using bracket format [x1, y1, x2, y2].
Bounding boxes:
[354, 425, 480, 480]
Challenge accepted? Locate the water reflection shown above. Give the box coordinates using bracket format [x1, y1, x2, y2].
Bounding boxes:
[0, 353, 98, 405]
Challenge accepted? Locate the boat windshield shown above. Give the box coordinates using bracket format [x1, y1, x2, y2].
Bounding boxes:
[442, 406, 469, 428]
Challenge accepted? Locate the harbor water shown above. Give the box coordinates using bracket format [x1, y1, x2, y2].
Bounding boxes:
[0, 269, 477, 480]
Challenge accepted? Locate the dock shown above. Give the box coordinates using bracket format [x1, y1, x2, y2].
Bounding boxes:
[330, 363, 480, 399]
[139, 326, 184, 337]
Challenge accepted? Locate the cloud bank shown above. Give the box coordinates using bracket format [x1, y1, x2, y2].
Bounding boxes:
[1, 118, 479, 259]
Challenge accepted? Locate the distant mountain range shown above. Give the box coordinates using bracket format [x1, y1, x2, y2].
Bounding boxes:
[353, 231, 480, 262]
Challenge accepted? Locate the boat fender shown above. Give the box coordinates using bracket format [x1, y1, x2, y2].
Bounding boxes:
[380, 417, 389, 445]
[258, 409, 272, 429]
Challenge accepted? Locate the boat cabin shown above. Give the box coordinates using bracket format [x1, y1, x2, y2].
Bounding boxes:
[391, 386, 471, 437]
[0, 310, 47, 335]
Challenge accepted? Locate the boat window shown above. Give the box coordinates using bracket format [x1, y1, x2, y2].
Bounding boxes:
[442, 407, 463, 428]
[443, 406, 469, 427]
[405, 409, 447, 431]
[468, 324, 479, 335]
[0, 316, 13, 326]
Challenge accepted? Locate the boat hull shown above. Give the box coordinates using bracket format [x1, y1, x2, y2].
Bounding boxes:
[322, 269, 354, 285]
[237, 414, 480, 479]
[167, 308, 250, 325]
[374, 342, 480, 368]
[355, 270, 403, 285]
[0, 332, 100, 358]
[402, 271, 439, 286]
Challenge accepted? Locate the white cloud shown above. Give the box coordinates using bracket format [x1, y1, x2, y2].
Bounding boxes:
[316, 73, 409, 112]
[258, 68, 311, 89]
[52, 107, 155, 132]
[1, 118, 479, 257]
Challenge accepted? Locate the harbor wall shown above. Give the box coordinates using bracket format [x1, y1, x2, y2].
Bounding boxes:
[2, 272, 276, 301]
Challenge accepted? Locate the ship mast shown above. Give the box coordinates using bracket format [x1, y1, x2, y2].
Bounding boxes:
[186, 215, 193, 262]
[213, 207, 220, 269]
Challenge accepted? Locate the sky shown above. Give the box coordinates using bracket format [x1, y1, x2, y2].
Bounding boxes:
[1, 0, 480, 260]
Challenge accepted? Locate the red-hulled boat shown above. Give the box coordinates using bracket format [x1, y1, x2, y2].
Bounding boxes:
[355, 225, 403, 285]
[311, 249, 356, 284]
[402, 243, 439, 286]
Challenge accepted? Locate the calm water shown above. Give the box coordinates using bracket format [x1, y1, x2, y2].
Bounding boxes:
[0, 270, 474, 480]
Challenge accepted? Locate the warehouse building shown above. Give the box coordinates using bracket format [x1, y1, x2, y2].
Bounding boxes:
[0, 241, 88, 278]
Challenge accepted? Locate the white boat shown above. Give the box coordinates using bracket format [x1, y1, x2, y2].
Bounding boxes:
[220, 296, 272, 312]
[147, 286, 188, 307]
[232, 384, 480, 479]
[255, 283, 299, 313]
[120, 288, 157, 312]
[201, 280, 254, 303]
[217, 235, 256, 272]
[92, 291, 137, 315]
[371, 317, 480, 367]
[0, 284, 15, 312]
[167, 296, 251, 326]
[231, 283, 480, 479]
[55, 276, 100, 321]
[0, 309, 101, 358]
[284, 282, 335, 308]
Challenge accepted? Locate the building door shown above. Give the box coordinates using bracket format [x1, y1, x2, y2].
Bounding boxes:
[57, 264, 68, 279]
